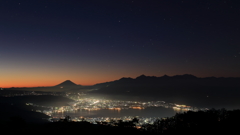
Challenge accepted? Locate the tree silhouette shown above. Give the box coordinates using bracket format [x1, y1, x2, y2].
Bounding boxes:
[131, 117, 139, 128]
[64, 115, 71, 122]
[58, 115, 71, 122]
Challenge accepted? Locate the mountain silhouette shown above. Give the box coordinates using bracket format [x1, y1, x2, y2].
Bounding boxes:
[55, 80, 79, 87]
[5, 80, 83, 92]
[90, 74, 240, 109]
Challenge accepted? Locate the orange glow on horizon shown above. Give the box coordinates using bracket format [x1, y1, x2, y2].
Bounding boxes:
[1, 81, 103, 88]
[0, 66, 144, 88]
[0, 76, 122, 88]
[1, 72, 232, 88]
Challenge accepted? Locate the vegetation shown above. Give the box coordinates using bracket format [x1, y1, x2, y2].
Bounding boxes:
[1, 107, 240, 134]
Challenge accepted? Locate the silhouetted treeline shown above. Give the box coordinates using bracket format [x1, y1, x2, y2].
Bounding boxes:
[52, 109, 240, 134]
[140, 108, 240, 134]
[1, 116, 144, 134]
[1, 108, 240, 134]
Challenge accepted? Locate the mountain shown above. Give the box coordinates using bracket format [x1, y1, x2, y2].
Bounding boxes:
[52, 80, 84, 92]
[5, 80, 85, 92]
[90, 74, 240, 109]
[55, 80, 79, 87]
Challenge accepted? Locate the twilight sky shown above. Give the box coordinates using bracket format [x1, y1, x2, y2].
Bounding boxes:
[1, 0, 240, 87]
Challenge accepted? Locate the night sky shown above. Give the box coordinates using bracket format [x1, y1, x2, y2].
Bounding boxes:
[1, 0, 240, 87]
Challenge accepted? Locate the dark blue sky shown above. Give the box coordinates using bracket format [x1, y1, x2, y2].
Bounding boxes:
[1, 0, 240, 87]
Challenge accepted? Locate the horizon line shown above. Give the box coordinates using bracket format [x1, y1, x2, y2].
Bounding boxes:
[2, 74, 240, 88]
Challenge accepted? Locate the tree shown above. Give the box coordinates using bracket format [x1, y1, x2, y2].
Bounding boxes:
[131, 117, 139, 128]
[58, 115, 71, 122]
[64, 115, 71, 122]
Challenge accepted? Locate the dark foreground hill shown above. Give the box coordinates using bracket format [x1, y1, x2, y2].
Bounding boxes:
[0, 95, 74, 107]
[0, 95, 74, 124]
[0, 95, 75, 124]
[0, 102, 49, 124]
[1, 108, 240, 134]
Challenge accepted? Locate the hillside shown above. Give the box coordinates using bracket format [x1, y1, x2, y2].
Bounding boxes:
[90, 74, 240, 109]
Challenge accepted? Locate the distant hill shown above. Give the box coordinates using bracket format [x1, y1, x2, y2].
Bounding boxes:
[55, 80, 79, 87]
[5, 80, 84, 92]
[53, 80, 83, 92]
[90, 74, 240, 109]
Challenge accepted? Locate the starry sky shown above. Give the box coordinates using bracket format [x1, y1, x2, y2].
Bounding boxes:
[1, 0, 240, 87]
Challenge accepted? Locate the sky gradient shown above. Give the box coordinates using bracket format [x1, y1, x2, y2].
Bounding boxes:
[1, 0, 240, 87]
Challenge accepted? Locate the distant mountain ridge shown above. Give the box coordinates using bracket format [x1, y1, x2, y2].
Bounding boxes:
[90, 74, 240, 108]
[3, 74, 240, 108]
[93, 74, 240, 87]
